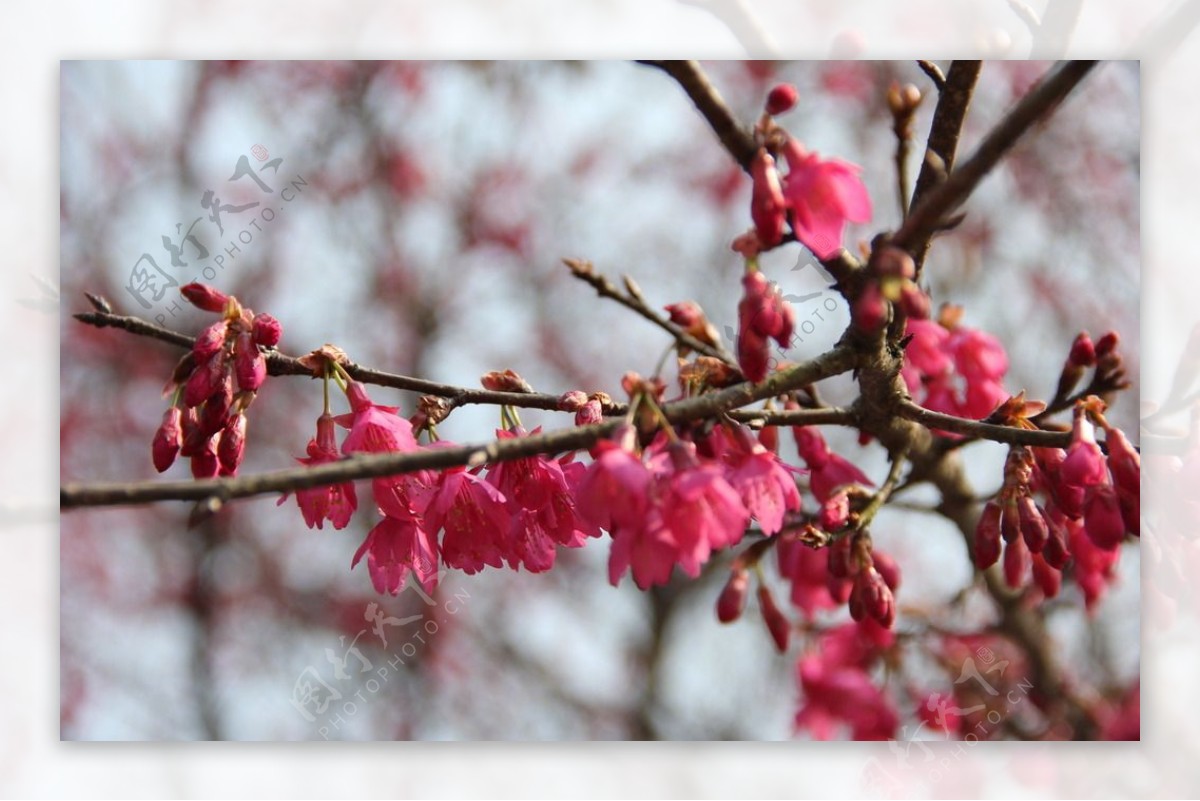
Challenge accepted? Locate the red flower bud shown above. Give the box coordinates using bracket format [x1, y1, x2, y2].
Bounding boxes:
[151, 408, 183, 473]
[758, 425, 779, 454]
[765, 83, 799, 115]
[180, 283, 229, 313]
[750, 149, 787, 248]
[190, 435, 220, 479]
[1041, 511, 1071, 570]
[1031, 554, 1062, 598]
[1003, 533, 1029, 588]
[1068, 332, 1096, 366]
[974, 501, 1002, 569]
[198, 373, 234, 437]
[183, 352, 227, 408]
[757, 584, 791, 652]
[1017, 495, 1048, 553]
[217, 413, 247, 475]
[481, 368, 533, 394]
[871, 551, 901, 592]
[853, 282, 888, 334]
[717, 569, 750, 623]
[234, 332, 266, 392]
[818, 491, 850, 531]
[575, 398, 603, 426]
[1105, 426, 1140, 497]
[1084, 485, 1126, 549]
[1095, 330, 1120, 357]
[1000, 500, 1020, 544]
[192, 321, 228, 360]
[850, 567, 895, 628]
[251, 313, 282, 347]
[557, 390, 589, 412]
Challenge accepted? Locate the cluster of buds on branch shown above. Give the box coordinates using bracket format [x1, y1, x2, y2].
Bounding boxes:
[151, 283, 281, 478]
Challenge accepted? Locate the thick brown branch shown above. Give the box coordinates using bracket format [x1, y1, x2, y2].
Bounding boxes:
[61, 344, 858, 509]
[638, 59, 758, 170]
[892, 60, 1099, 254]
[908, 60, 982, 278]
[896, 399, 1070, 448]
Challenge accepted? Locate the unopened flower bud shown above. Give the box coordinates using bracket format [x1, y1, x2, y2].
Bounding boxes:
[887, 82, 922, 114]
[1095, 331, 1120, 357]
[184, 352, 226, 408]
[1084, 485, 1126, 549]
[850, 567, 896, 628]
[975, 501, 1002, 569]
[717, 569, 750, 623]
[192, 321, 228, 360]
[251, 313, 282, 347]
[1069, 332, 1096, 366]
[481, 369, 533, 394]
[757, 584, 792, 652]
[758, 425, 779, 454]
[1031, 553, 1062, 598]
[198, 374, 234, 436]
[818, 491, 851, 531]
[180, 283, 230, 313]
[898, 282, 931, 319]
[1104, 426, 1140, 497]
[151, 408, 183, 473]
[1017, 495, 1049, 553]
[750, 149, 787, 248]
[1003, 533, 1029, 588]
[234, 332, 266, 392]
[765, 83, 799, 115]
[871, 551, 901, 591]
[190, 435, 220, 479]
[853, 282, 888, 334]
[1000, 499, 1020, 544]
[557, 390, 589, 412]
[872, 246, 916, 280]
[575, 399, 603, 427]
[1041, 512, 1070, 569]
[217, 413, 247, 475]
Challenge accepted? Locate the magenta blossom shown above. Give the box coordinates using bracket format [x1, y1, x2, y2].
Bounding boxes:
[711, 424, 802, 536]
[657, 443, 750, 577]
[352, 512, 440, 595]
[336, 382, 418, 455]
[425, 466, 511, 575]
[280, 413, 358, 530]
[780, 139, 872, 260]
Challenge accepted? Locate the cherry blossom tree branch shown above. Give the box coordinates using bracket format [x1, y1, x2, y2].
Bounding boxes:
[562, 258, 737, 365]
[907, 60, 982, 279]
[917, 60, 947, 92]
[61, 344, 859, 510]
[639, 59, 861, 282]
[892, 60, 1099, 254]
[75, 307, 579, 414]
[895, 399, 1071, 447]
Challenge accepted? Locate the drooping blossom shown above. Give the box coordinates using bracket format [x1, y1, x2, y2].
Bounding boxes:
[776, 538, 841, 617]
[486, 427, 599, 572]
[779, 138, 872, 260]
[336, 382, 418, 455]
[352, 512, 440, 595]
[656, 442, 750, 577]
[708, 423, 801, 536]
[424, 465, 511, 575]
[280, 413, 358, 530]
[901, 313, 1009, 422]
[792, 425, 873, 502]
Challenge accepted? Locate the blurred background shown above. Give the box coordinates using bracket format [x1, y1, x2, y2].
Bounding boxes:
[59, 60, 1139, 741]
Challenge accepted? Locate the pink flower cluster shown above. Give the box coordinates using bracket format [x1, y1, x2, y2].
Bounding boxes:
[152, 283, 281, 478]
[577, 422, 800, 589]
[794, 621, 898, 740]
[901, 314, 1010, 422]
[288, 381, 600, 595]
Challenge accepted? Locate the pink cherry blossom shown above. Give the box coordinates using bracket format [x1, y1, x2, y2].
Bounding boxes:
[780, 139, 872, 260]
[281, 413, 358, 530]
[424, 466, 511, 575]
[352, 512, 440, 595]
[336, 382, 418, 455]
[657, 443, 750, 577]
[714, 424, 801, 536]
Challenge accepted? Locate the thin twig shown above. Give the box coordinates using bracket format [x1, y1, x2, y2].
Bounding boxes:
[61, 345, 859, 509]
[75, 309, 584, 414]
[917, 60, 947, 92]
[896, 399, 1071, 447]
[562, 258, 737, 365]
[893, 60, 1099, 255]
